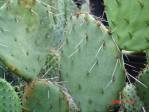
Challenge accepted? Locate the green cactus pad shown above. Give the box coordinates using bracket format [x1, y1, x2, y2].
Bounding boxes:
[119, 83, 143, 112]
[0, 0, 54, 80]
[136, 68, 149, 109]
[104, 0, 149, 51]
[23, 79, 79, 112]
[0, 78, 21, 112]
[60, 13, 125, 112]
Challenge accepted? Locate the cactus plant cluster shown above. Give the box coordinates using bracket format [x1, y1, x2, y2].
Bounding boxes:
[0, 0, 149, 112]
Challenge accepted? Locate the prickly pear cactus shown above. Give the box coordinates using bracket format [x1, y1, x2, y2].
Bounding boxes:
[119, 83, 143, 112]
[23, 79, 79, 112]
[0, 78, 21, 112]
[136, 68, 149, 110]
[0, 0, 54, 80]
[60, 13, 125, 112]
[104, 0, 149, 51]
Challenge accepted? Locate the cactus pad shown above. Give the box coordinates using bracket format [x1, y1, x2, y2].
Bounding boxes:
[0, 78, 21, 112]
[0, 0, 54, 80]
[23, 79, 79, 112]
[60, 13, 125, 112]
[104, 0, 149, 51]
